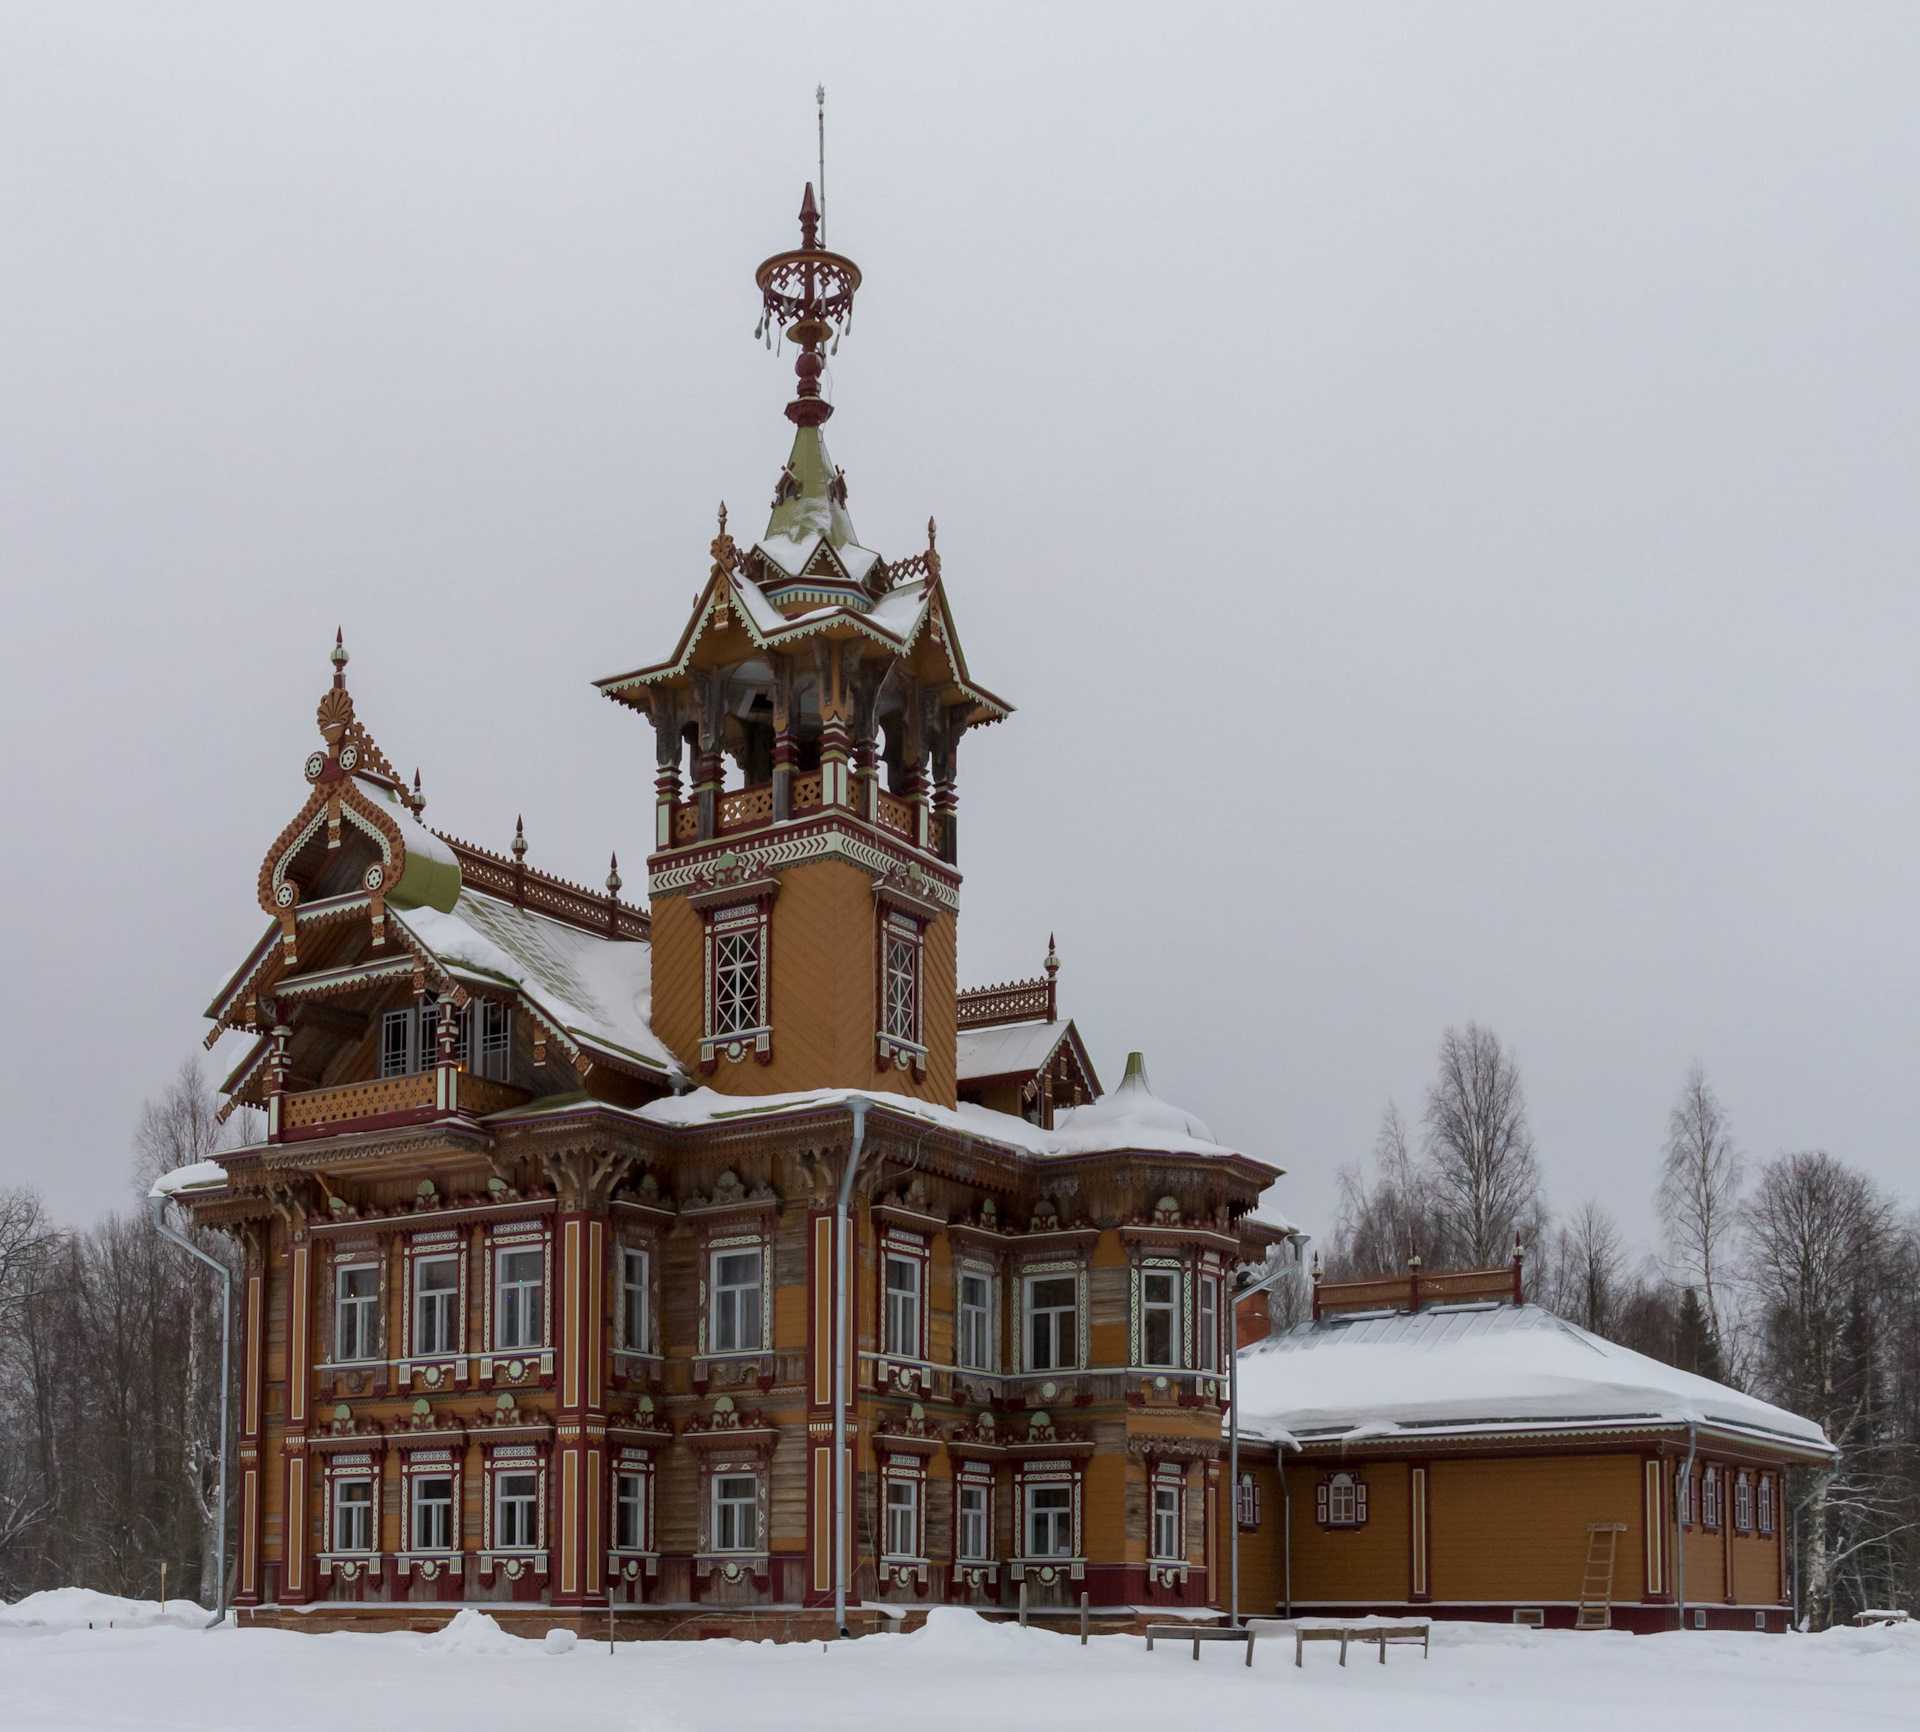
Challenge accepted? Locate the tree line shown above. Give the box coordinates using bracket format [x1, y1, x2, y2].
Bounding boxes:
[1318, 1022, 1920, 1628]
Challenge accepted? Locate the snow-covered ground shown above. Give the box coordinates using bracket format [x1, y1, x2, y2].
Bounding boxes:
[4, 1599, 1916, 1732]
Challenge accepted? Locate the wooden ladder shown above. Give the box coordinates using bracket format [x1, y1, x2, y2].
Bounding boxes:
[1576, 1522, 1628, 1629]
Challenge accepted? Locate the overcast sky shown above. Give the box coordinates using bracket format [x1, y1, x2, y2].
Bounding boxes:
[4, 3, 1917, 1252]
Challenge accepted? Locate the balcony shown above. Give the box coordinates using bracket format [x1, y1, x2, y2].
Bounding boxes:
[278, 1070, 528, 1138]
[665, 775, 940, 854]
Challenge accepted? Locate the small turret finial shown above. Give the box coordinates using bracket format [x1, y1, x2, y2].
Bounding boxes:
[410, 767, 426, 815]
[718, 500, 728, 536]
[1044, 933, 1059, 976]
[927, 516, 938, 551]
[606, 852, 623, 896]
[511, 815, 527, 862]
[330, 627, 349, 688]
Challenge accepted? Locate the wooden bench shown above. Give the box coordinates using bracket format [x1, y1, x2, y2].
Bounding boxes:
[1286, 1619, 1431, 1668]
[1854, 1609, 1910, 1627]
[1143, 1623, 1252, 1662]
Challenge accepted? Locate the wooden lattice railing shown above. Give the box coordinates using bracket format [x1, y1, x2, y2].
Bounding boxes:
[957, 976, 1055, 1029]
[281, 1070, 527, 1132]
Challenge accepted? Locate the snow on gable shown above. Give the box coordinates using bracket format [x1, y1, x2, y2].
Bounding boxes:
[149, 1159, 228, 1200]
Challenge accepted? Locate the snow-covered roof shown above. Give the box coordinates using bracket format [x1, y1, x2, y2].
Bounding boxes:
[1234, 1301, 1833, 1455]
[395, 891, 677, 1078]
[956, 1020, 1073, 1082]
[149, 1158, 229, 1199]
[1047, 1053, 1233, 1158]
[1246, 1182, 1303, 1236]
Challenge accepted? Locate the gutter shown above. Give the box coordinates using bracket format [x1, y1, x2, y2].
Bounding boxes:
[832, 1098, 871, 1636]
[1675, 1419, 1697, 1631]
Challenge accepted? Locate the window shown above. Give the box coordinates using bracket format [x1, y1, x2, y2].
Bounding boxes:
[1676, 1461, 1694, 1525]
[1140, 1268, 1181, 1367]
[882, 915, 921, 1045]
[1318, 1471, 1367, 1528]
[1702, 1465, 1721, 1530]
[957, 1482, 990, 1561]
[1236, 1472, 1261, 1530]
[1734, 1472, 1753, 1533]
[958, 1271, 994, 1371]
[1025, 1484, 1073, 1558]
[1197, 1276, 1220, 1374]
[332, 1478, 374, 1553]
[620, 1246, 651, 1354]
[1758, 1474, 1775, 1536]
[474, 1000, 511, 1081]
[615, 1472, 648, 1552]
[494, 1247, 544, 1350]
[1152, 1484, 1181, 1561]
[334, 1264, 378, 1363]
[712, 917, 763, 1038]
[713, 1473, 758, 1552]
[1025, 1274, 1078, 1372]
[494, 1471, 539, 1551]
[711, 1249, 764, 1353]
[884, 1254, 922, 1358]
[412, 1255, 459, 1357]
[379, 996, 471, 1077]
[884, 1477, 919, 1560]
[411, 1475, 454, 1552]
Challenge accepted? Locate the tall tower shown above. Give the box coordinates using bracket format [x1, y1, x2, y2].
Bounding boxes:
[595, 184, 1011, 1105]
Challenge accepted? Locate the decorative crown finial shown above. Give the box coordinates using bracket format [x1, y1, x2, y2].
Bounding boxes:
[606, 852, 623, 896]
[1044, 933, 1059, 976]
[410, 767, 426, 815]
[330, 627, 349, 688]
[754, 177, 861, 428]
[511, 815, 527, 862]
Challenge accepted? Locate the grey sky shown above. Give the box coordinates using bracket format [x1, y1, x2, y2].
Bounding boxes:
[4, 4, 1917, 1254]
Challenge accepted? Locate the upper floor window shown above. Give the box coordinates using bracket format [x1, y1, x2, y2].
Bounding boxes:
[712, 1472, 759, 1552]
[1318, 1471, 1367, 1528]
[1197, 1275, 1220, 1374]
[334, 1264, 379, 1363]
[494, 1247, 544, 1351]
[494, 1470, 540, 1551]
[956, 1481, 991, 1561]
[884, 1253, 922, 1359]
[412, 1255, 459, 1357]
[1151, 1483, 1182, 1561]
[881, 912, 923, 1048]
[620, 1246, 651, 1354]
[411, 1475, 455, 1553]
[1140, 1268, 1181, 1367]
[332, 1477, 374, 1553]
[380, 995, 493, 1078]
[473, 999, 511, 1081]
[1024, 1273, 1079, 1372]
[957, 1270, 995, 1372]
[1025, 1484, 1073, 1558]
[710, 1248, 764, 1353]
[710, 908, 766, 1040]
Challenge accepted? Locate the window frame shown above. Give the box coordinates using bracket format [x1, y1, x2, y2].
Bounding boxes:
[333, 1261, 380, 1365]
[614, 1469, 649, 1554]
[1733, 1470, 1753, 1534]
[876, 908, 926, 1062]
[1318, 1470, 1368, 1529]
[1024, 1483, 1074, 1559]
[473, 998, 512, 1082]
[957, 1267, 996, 1373]
[492, 1469, 541, 1553]
[1022, 1269, 1082, 1373]
[1702, 1464, 1722, 1531]
[493, 1243, 546, 1352]
[698, 895, 773, 1069]
[711, 1471, 761, 1554]
[1757, 1473, 1775, 1537]
[409, 1472, 456, 1554]
[331, 1475, 375, 1555]
[882, 1474, 920, 1562]
[708, 1245, 766, 1355]
[956, 1479, 991, 1563]
[883, 1251, 923, 1361]
[1139, 1265, 1183, 1369]
[410, 1252, 460, 1359]
[1151, 1482, 1182, 1563]
[619, 1244, 652, 1356]
[1197, 1274, 1220, 1374]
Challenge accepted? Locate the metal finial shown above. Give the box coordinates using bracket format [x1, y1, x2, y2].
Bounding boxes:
[330, 626, 349, 687]
[1044, 933, 1059, 975]
[816, 83, 827, 248]
[717, 500, 728, 536]
[927, 516, 938, 551]
[411, 768, 425, 814]
[511, 815, 527, 862]
[606, 851, 623, 895]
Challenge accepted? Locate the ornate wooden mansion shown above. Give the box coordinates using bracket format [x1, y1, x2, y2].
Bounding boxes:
[167, 184, 1297, 1635]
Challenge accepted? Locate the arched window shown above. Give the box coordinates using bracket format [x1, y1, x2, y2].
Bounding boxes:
[1316, 1471, 1367, 1529]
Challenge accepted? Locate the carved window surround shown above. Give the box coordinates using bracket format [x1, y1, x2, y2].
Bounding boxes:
[478, 1441, 550, 1582]
[479, 1219, 553, 1388]
[691, 877, 778, 1072]
[398, 1228, 466, 1383]
[877, 1449, 930, 1591]
[395, 1446, 463, 1576]
[608, 1446, 660, 1585]
[317, 1449, 382, 1582]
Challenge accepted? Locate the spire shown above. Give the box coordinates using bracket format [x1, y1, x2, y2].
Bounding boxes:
[753, 179, 861, 431]
[330, 627, 349, 690]
[511, 815, 527, 862]
[606, 852, 623, 896]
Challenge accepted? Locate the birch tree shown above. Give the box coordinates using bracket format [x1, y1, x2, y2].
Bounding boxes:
[1658, 1064, 1743, 1343]
[1421, 1023, 1542, 1267]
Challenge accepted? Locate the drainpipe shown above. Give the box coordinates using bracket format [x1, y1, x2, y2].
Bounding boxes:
[150, 1200, 232, 1630]
[1675, 1421, 1697, 1632]
[1227, 1252, 1298, 1626]
[1280, 1438, 1294, 1616]
[833, 1098, 871, 1636]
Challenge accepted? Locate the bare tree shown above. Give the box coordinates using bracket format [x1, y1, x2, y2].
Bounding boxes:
[1329, 1101, 1461, 1276]
[1658, 1063, 1743, 1345]
[1421, 1023, 1543, 1267]
[1546, 1200, 1626, 1334]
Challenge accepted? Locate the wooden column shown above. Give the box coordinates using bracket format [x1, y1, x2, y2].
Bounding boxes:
[281, 1236, 313, 1604]
[266, 1019, 290, 1143]
[653, 713, 683, 851]
[771, 662, 796, 822]
[551, 1210, 610, 1607]
[235, 1231, 268, 1606]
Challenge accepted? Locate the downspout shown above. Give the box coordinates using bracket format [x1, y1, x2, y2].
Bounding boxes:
[1675, 1420, 1697, 1632]
[150, 1200, 232, 1630]
[1228, 1318, 1240, 1624]
[1280, 1438, 1295, 1617]
[832, 1098, 871, 1637]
